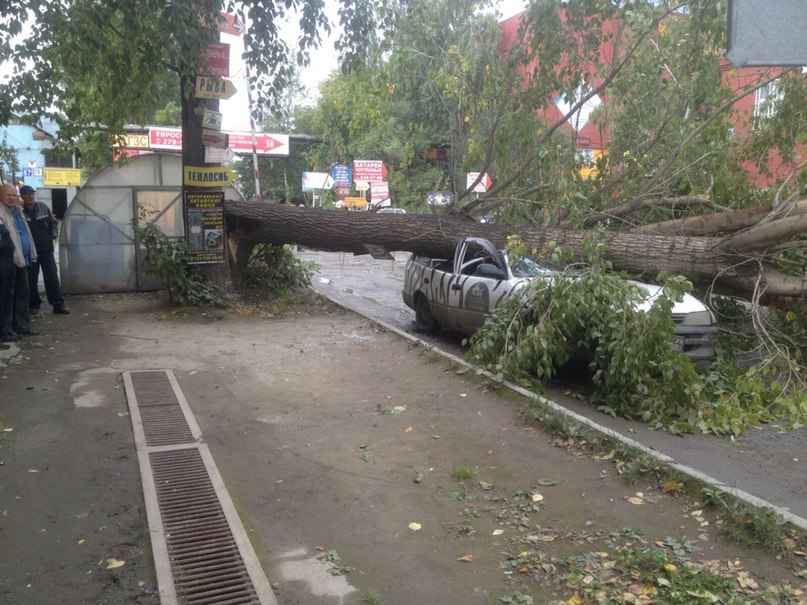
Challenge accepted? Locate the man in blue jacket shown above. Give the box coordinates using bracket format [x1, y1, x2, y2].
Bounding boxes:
[20, 186, 69, 315]
[0, 184, 38, 338]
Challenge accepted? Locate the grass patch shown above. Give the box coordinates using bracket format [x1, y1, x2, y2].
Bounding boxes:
[451, 465, 476, 482]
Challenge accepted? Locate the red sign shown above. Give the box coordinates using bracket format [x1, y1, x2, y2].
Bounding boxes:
[353, 160, 387, 182]
[371, 181, 389, 202]
[199, 42, 230, 77]
[217, 12, 245, 37]
[228, 132, 289, 155]
[147, 127, 289, 156]
[466, 172, 492, 193]
[149, 127, 183, 150]
[112, 149, 153, 162]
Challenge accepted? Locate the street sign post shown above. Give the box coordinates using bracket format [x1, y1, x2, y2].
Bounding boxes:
[202, 129, 229, 149]
[183, 166, 237, 187]
[204, 147, 235, 163]
[198, 42, 230, 77]
[195, 76, 237, 100]
[202, 109, 223, 130]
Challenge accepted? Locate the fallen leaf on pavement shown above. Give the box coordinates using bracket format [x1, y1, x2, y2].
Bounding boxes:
[531, 493, 544, 502]
[405, 426, 413, 433]
[456, 554, 473, 562]
[105, 558, 126, 569]
[537, 478, 557, 486]
[492, 529, 504, 536]
[479, 481, 494, 491]
[408, 522, 421, 531]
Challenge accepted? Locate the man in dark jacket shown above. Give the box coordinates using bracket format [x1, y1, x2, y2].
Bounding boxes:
[20, 186, 69, 315]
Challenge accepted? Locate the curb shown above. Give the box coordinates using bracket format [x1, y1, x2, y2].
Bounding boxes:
[317, 289, 807, 534]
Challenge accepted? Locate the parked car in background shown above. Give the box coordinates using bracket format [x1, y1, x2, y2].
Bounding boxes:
[377, 207, 406, 214]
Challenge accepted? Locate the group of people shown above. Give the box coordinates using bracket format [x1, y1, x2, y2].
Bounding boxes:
[0, 183, 69, 350]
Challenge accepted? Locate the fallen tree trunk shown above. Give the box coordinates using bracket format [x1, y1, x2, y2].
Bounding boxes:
[225, 201, 807, 302]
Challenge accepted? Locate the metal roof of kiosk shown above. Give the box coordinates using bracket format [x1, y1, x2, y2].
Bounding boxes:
[59, 153, 244, 293]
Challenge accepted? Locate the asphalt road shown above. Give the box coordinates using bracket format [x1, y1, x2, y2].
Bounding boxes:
[301, 249, 807, 527]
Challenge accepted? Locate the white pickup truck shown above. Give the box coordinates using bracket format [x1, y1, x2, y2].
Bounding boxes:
[402, 237, 718, 366]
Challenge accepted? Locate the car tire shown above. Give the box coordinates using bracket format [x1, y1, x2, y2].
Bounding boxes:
[415, 295, 441, 333]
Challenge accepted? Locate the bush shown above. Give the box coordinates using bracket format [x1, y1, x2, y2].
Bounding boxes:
[243, 244, 318, 294]
[133, 209, 232, 307]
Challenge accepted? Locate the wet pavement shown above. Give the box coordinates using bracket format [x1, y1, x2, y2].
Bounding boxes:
[301, 249, 807, 528]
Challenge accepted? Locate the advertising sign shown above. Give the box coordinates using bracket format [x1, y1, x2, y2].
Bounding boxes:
[183, 166, 236, 187]
[353, 160, 386, 182]
[227, 132, 289, 155]
[114, 133, 149, 149]
[344, 196, 368, 209]
[202, 129, 229, 149]
[185, 191, 226, 264]
[217, 11, 246, 36]
[198, 41, 230, 77]
[149, 127, 183, 150]
[147, 127, 289, 156]
[195, 76, 237, 100]
[43, 168, 81, 187]
[329, 163, 352, 187]
[204, 147, 235, 163]
[302, 172, 334, 191]
[370, 181, 389, 202]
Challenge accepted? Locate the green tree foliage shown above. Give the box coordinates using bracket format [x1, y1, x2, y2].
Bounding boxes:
[0, 0, 379, 147]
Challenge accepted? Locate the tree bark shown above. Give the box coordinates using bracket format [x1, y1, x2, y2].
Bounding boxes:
[225, 201, 807, 302]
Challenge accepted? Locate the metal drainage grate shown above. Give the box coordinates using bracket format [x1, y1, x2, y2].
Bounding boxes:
[151, 448, 261, 604]
[130, 371, 196, 447]
[123, 370, 276, 605]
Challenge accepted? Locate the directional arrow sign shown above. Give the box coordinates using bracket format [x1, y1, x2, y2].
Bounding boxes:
[195, 76, 237, 100]
[202, 129, 229, 149]
[205, 147, 236, 164]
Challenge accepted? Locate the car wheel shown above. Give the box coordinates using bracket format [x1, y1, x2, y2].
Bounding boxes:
[415, 295, 441, 333]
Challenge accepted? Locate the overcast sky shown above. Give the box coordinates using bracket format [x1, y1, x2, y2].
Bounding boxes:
[221, 0, 527, 131]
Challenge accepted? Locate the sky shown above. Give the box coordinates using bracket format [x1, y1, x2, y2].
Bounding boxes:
[221, 0, 527, 132]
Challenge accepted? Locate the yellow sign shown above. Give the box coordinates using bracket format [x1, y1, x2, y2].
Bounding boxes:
[43, 168, 81, 187]
[579, 149, 607, 180]
[183, 166, 236, 187]
[195, 76, 237, 100]
[113, 133, 149, 148]
[344, 196, 367, 209]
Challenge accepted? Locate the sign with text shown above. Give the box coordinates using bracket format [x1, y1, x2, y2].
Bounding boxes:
[185, 191, 226, 264]
[204, 147, 235, 163]
[202, 129, 229, 149]
[43, 167, 81, 187]
[149, 127, 183, 150]
[227, 132, 289, 155]
[198, 41, 230, 77]
[114, 133, 149, 149]
[217, 12, 245, 36]
[195, 76, 237, 100]
[147, 127, 289, 156]
[370, 181, 389, 202]
[344, 196, 368, 209]
[183, 165, 236, 187]
[329, 163, 352, 187]
[353, 160, 386, 182]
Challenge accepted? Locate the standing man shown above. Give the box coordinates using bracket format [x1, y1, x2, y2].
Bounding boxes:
[0, 187, 15, 348]
[0, 183, 39, 339]
[20, 186, 69, 315]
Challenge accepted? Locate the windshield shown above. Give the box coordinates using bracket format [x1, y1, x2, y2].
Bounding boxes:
[509, 256, 563, 278]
